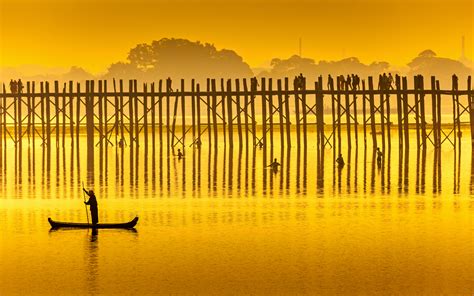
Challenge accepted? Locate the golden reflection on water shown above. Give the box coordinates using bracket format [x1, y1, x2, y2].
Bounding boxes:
[0, 131, 473, 295]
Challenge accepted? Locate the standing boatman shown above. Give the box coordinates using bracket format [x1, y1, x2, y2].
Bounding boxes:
[83, 188, 99, 226]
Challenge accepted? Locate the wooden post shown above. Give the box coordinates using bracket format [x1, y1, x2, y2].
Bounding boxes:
[0, 84, 3, 167]
[362, 80, 367, 145]
[235, 79, 242, 148]
[336, 77, 342, 154]
[243, 79, 249, 146]
[419, 76, 427, 149]
[436, 80, 442, 148]
[98, 81, 103, 151]
[277, 79, 284, 149]
[62, 83, 66, 147]
[414, 76, 421, 148]
[158, 80, 163, 147]
[211, 79, 218, 149]
[368, 77, 377, 150]
[46, 82, 51, 148]
[431, 76, 438, 147]
[206, 79, 211, 147]
[451, 75, 458, 147]
[69, 81, 74, 146]
[329, 77, 336, 156]
[134, 80, 139, 148]
[129, 80, 134, 149]
[250, 79, 257, 147]
[86, 80, 94, 172]
[220, 79, 226, 146]
[284, 78, 291, 148]
[119, 80, 124, 148]
[191, 79, 196, 142]
[226, 79, 233, 147]
[317, 76, 325, 149]
[352, 83, 358, 145]
[27, 82, 31, 141]
[468, 76, 474, 148]
[151, 82, 156, 149]
[103, 80, 108, 149]
[261, 78, 267, 149]
[268, 78, 274, 150]
[75, 83, 81, 150]
[301, 78, 307, 149]
[395, 75, 403, 148]
[402, 77, 409, 148]
[144, 83, 148, 149]
[113, 79, 118, 146]
[180, 79, 185, 149]
[54, 81, 59, 147]
[14, 84, 18, 148]
[380, 79, 385, 152]
[197, 82, 201, 144]
[345, 82, 351, 150]
[386, 85, 391, 148]
[294, 78, 300, 148]
[166, 78, 171, 152]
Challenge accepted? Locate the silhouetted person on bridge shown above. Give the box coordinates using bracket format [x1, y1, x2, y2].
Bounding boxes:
[327, 74, 333, 89]
[83, 188, 99, 226]
[17, 79, 24, 94]
[452, 74, 458, 90]
[268, 158, 281, 172]
[9, 79, 17, 94]
[388, 73, 394, 90]
[166, 77, 173, 92]
[352, 74, 360, 90]
[251, 77, 259, 89]
[346, 75, 352, 90]
[336, 153, 345, 168]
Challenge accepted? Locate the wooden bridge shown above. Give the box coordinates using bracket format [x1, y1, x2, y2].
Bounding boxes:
[0, 75, 473, 171]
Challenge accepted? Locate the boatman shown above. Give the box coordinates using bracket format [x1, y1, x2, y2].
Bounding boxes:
[83, 188, 99, 226]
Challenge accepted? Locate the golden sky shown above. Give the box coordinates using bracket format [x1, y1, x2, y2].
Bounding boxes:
[0, 0, 472, 73]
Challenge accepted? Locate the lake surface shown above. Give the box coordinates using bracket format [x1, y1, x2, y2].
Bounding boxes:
[1, 131, 473, 295]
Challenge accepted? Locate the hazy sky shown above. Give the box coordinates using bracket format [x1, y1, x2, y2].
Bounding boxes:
[0, 0, 472, 73]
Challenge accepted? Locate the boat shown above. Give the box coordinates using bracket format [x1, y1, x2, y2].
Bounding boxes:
[48, 217, 139, 229]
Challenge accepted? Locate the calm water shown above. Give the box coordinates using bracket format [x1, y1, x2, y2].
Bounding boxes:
[1, 130, 473, 295]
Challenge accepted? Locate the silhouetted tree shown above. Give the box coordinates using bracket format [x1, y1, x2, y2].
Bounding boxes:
[408, 49, 472, 88]
[260, 55, 391, 80]
[106, 38, 253, 82]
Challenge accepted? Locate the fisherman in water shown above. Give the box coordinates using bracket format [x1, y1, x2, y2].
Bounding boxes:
[83, 188, 99, 226]
[336, 153, 345, 168]
[267, 158, 281, 172]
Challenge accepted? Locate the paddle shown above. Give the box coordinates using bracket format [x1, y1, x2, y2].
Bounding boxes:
[82, 181, 90, 225]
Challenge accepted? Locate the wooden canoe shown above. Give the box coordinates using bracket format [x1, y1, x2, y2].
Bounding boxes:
[48, 217, 138, 229]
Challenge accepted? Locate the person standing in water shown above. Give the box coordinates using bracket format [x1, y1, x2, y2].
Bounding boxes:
[177, 148, 184, 160]
[336, 153, 345, 168]
[376, 147, 383, 167]
[83, 188, 99, 226]
[268, 158, 281, 172]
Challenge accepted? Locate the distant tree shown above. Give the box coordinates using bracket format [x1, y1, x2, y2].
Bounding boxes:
[103, 62, 146, 80]
[408, 49, 472, 87]
[269, 55, 317, 77]
[106, 38, 253, 81]
[127, 44, 155, 70]
[260, 56, 390, 79]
